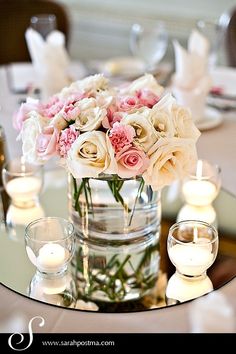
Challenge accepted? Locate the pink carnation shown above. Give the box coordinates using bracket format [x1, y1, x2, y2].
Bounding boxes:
[40, 96, 64, 118]
[57, 125, 79, 158]
[109, 122, 135, 153]
[136, 89, 159, 108]
[61, 94, 86, 121]
[116, 145, 150, 178]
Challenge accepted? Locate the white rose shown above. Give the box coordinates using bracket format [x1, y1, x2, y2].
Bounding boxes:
[149, 108, 175, 138]
[58, 74, 109, 100]
[75, 74, 109, 92]
[153, 93, 176, 113]
[143, 137, 197, 190]
[21, 111, 48, 164]
[120, 74, 164, 96]
[95, 90, 115, 108]
[122, 109, 157, 152]
[67, 131, 117, 178]
[172, 104, 201, 142]
[75, 98, 107, 131]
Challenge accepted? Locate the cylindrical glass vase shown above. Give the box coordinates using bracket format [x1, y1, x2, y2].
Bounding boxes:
[68, 174, 161, 303]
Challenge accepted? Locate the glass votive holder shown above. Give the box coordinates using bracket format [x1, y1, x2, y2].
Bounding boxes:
[25, 217, 76, 307]
[167, 220, 219, 278]
[25, 217, 75, 275]
[182, 159, 221, 207]
[2, 157, 43, 209]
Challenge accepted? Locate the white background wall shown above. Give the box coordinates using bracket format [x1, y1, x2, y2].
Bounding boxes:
[58, 0, 236, 64]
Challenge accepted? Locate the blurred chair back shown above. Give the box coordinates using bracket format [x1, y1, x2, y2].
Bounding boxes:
[219, 7, 236, 67]
[0, 0, 70, 65]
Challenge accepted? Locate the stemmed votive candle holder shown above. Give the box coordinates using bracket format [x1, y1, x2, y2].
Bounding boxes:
[166, 220, 219, 303]
[2, 157, 43, 208]
[182, 159, 221, 207]
[25, 217, 76, 307]
[178, 160, 221, 226]
[2, 157, 45, 229]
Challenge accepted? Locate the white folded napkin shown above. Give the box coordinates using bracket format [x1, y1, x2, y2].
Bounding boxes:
[173, 29, 211, 89]
[25, 28, 70, 100]
[172, 30, 212, 122]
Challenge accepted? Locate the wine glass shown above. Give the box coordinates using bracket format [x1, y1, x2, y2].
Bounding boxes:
[130, 21, 168, 72]
[30, 14, 57, 39]
[196, 19, 223, 68]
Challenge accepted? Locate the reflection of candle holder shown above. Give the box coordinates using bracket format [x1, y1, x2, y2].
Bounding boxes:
[166, 272, 213, 304]
[2, 157, 44, 228]
[166, 220, 218, 303]
[25, 217, 77, 307]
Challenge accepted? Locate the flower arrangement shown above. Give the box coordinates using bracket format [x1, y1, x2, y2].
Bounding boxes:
[15, 73, 200, 195]
[15, 74, 201, 303]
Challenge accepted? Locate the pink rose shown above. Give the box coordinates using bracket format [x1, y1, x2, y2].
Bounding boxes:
[116, 145, 149, 178]
[102, 106, 122, 129]
[117, 95, 142, 111]
[136, 89, 160, 108]
[57, 125, 79, 158]
[36, 126, 59, 160]
[109, 122, 135, 153]
[13, 98, 40, 130]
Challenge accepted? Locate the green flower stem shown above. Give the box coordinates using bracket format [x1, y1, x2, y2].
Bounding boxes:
[107, 177, 131, 212]
[73, 176, 77, 199]
[128, 178, 144, 226]
[74, 180, 84, 217]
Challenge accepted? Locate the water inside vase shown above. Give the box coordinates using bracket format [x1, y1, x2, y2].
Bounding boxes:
[68, 175, 161, 302]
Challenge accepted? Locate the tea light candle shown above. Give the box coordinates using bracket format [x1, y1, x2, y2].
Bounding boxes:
[169, 244, 214, 276]
[6, 176, 42, 202]
[37, 244, 66, 272]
